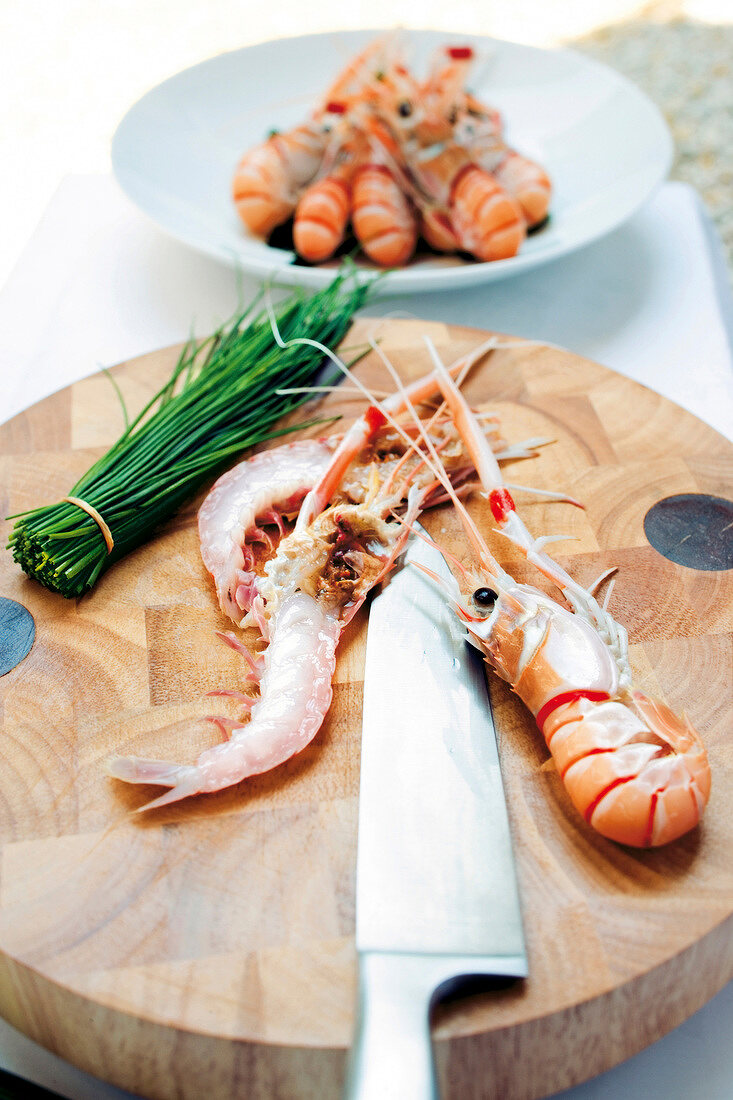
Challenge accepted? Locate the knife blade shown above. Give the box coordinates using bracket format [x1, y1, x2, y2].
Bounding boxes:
[345, 524, 527, 1100]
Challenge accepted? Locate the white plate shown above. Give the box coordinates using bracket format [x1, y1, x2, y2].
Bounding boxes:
[111, 28, 673, 294]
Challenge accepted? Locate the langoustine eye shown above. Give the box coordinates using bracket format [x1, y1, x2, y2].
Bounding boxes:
[473, 586, 497, 608]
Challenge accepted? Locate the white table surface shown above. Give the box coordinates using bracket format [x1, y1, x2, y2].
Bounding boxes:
[0, 175, 731, 1099]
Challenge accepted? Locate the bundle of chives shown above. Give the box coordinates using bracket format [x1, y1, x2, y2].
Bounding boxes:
[8, 270, 374, 598]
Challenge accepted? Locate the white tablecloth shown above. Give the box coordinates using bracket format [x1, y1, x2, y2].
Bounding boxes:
[0, 175, 731, 1099]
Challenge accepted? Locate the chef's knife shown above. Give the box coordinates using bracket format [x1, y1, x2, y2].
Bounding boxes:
[345, 524, 527, 1099]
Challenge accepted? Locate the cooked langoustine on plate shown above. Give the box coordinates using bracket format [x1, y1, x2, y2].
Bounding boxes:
[292, 116, 419, 267]
[231, 37, 388, 238]
[421, 47, 552, 230]
[232, 33, 552, 266]
[362, 58, 527, 263]
[108, 339, 542, 810]
[410, 348, 711, 848]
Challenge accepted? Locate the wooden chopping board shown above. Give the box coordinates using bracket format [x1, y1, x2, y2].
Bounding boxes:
[0, 319, 732, 1100]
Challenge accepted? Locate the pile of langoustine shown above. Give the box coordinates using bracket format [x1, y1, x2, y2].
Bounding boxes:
[109, 334, 710, 849]
[232, 36, 551, 266]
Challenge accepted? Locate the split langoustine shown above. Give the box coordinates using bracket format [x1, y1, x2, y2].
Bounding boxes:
[108, 348, 527, 809]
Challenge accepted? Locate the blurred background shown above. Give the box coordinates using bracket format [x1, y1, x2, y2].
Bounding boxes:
[1, 0, 731, 288]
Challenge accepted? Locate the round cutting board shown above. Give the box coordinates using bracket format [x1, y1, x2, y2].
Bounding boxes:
[0, 320, 731, 1100]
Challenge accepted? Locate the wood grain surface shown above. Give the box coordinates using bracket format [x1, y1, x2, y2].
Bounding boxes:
[0, 319, 732, 1100]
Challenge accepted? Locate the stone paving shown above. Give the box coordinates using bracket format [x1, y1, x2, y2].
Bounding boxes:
[2, 1, 731, 284]
[577, 11, 733, 280]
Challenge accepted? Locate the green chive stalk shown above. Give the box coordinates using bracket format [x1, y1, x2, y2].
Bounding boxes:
[8, 270, 375, 598]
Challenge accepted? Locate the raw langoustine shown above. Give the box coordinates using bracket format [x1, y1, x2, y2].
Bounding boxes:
[417, 352, 711, 848]
[232, 35, 551, 266]
[108, 348, 527, 809]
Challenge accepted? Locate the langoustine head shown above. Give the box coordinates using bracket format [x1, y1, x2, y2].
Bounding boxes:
[457, 578, 621, 717]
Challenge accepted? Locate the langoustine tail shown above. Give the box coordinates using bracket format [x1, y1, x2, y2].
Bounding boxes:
[352, 164, 418, 267]
[108, 757, 203, 812]
[451, 167, 526, 262]
[493, 151, 552, 229]
[420, 207, 461, 253]
[108, 593, 340, 811]
[232, 123, 328, 237]
[539, 680, 711, 848]
[294, 174, 352, 262]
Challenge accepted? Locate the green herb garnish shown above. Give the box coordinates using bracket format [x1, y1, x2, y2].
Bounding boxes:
[8, 270, 374, 598]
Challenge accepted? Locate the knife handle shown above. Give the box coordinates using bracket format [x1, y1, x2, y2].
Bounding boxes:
[344, 952, 439, 1100]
